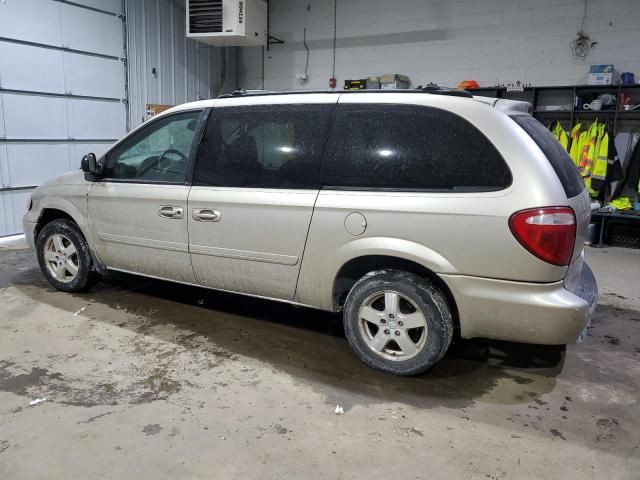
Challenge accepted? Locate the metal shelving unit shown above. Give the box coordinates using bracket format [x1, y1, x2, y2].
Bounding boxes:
[468, 84, 640, 132]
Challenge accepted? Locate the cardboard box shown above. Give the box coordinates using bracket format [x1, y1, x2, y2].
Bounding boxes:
[146, 104, 173, 119]
[366, 76, 380, 89]
[587, 64, 614, 85]
[380, 74, 410, 90]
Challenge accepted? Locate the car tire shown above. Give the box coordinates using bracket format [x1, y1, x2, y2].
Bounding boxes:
[343, 270, 453, 376]
[36, 219, 98, 292]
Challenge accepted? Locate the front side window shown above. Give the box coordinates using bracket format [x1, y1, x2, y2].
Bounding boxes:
[193, 104, 333, 189]
[322, 104, 512, 190]
[105, 110, 202, 183]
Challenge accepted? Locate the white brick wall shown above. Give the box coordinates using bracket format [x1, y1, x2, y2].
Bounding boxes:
[238, 0, 640, 90]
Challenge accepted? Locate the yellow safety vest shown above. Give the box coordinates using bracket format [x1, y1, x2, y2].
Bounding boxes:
[589, 124, 609, 197]
[551, 122, 569, 150]
[609, 197, 632, 210]
[580, 122, 598, 189]
[569, 123, 582, 166]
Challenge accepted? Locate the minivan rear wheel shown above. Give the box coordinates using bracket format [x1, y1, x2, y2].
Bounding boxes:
[343, 270, 453, 376]
[36, 219, 97, 292]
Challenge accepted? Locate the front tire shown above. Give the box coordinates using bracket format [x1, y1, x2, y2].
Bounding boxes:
[36, 219, 97, 292]
[343, 270, 453, 376]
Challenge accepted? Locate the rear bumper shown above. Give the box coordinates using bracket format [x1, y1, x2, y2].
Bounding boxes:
[440, 263, 598, 345]
[575, 263, 598, 314]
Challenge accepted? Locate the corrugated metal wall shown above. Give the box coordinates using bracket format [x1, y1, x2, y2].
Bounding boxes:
[126, 0, 224, 129]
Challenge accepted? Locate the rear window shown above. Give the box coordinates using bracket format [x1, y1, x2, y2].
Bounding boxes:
[510, 114, 585, 198]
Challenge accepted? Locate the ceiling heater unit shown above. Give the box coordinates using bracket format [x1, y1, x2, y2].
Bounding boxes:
[186, 0, 267, 46]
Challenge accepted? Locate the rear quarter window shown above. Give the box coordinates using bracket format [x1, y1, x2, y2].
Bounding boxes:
[322, 104, 512, 191]
[510, 114, 585, 198]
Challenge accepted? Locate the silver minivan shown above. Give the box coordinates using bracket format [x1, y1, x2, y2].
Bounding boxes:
[23, 88, 597, 375]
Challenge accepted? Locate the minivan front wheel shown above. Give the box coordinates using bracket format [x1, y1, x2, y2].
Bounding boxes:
[343, 270, 453, 376]
[36, 219, 97, 292]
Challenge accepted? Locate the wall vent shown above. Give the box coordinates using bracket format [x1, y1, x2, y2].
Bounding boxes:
[188, 0, 223, 33]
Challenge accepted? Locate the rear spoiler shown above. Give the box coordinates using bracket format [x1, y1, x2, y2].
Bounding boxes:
[473, 95, 533, 115]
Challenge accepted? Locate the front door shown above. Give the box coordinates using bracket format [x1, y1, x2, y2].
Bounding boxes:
[188, 102, 334, 299]
[88, 109, 204, 283]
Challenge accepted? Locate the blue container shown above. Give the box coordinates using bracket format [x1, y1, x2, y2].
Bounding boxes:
[622, 72, 635, 85]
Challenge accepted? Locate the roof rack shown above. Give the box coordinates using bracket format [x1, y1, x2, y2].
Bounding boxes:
[218, 89, 278, 98]
[216, 86, 473, 99]
[416, 83, 473, 98]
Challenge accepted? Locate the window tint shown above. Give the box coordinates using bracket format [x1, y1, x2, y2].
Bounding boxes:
[322, 104, 511, 190]
[105, 110, 202, 183]
[193, 104, 333, 189]
[510, 114, 585, 198]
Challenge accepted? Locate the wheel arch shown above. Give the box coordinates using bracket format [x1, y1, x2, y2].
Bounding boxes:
[34, 208, 78, 240]
[332, 254, 459, 334]
[34, 202, 106, 275]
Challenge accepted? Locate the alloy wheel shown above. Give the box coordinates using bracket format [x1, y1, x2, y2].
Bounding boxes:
[43, 234, 79, 284]
[357, 290, 428, 361]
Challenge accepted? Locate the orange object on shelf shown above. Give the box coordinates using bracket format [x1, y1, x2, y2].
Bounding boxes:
[457, 80, 480, 90]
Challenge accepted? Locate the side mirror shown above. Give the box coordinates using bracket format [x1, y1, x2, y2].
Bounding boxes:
[81, 153, 96, 172]
[81, 153, 102, 181]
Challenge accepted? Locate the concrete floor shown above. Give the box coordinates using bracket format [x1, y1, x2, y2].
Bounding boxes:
[0, 239, 638, 480]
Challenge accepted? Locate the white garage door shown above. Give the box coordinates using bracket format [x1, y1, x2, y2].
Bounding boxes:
[0, 0, 127, 236]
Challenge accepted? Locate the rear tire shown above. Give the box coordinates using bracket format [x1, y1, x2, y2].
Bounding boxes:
[36, 219, 98, 292]
[343, 270, 453, 376]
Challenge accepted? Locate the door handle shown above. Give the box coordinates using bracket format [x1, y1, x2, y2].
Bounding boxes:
[193, 208, 221, 222]
[158, 205, 183, 219]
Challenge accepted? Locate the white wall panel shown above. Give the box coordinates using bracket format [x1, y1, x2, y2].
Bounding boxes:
[0, 95, 6, 139]
[3, 144, 71, 188]
[69, 99, 125, 139]
[2, 94, 68, 139]
[0, 144, 9, 187]
[0, 43, 66, 94]
[239, 0, 640, 90]
[1, 0, 129, 235]
[0, 190, 32, 236]
[1, 0, 220, 235]
[0, 44, 124, 99]
[64, 54, 125, 98]
[0, 0, 62, 46]
[60, 3, 123, 57]
[71, 0, 123, 15]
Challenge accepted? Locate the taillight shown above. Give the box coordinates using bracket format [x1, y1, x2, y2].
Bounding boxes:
[509, 207, 576, 266]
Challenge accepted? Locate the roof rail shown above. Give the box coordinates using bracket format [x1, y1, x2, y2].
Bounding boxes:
[216, 87, 473, 99]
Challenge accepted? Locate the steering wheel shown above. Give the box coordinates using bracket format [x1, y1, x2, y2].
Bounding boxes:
[157, 149, 187, 173]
